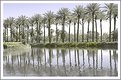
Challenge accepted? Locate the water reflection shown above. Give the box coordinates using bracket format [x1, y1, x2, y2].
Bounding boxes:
[3, 48, 118, 76]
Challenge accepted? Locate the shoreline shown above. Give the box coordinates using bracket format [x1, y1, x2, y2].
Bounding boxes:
[3, 42, 118, 49]
[30, 42, 118, 49]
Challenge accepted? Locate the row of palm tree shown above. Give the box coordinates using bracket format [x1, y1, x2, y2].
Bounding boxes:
[3, 3, 118, 43]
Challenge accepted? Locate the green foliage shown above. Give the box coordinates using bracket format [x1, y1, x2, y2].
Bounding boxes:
[30, 42, 117, 49]
[3, 42, 30, 49]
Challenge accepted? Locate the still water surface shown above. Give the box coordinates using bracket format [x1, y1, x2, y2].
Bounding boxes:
[3, 48, 118, 76]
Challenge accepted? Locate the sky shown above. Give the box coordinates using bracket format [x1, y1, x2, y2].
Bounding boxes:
[3, 3, 119, 35]
[3, 3, 89, 19]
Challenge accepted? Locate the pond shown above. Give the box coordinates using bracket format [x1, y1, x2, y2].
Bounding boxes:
[3, 48, 118, 76]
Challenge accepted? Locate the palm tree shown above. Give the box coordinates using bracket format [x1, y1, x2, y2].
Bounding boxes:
[86, 3, 100, 42]
[50, 29, 54, 42]
[15, 22, 19, 42]
[44, 11, 54, 43]
[112, 4, 118, 41]
[18, 15, 28, 42]
[55, 14, 60, 43]
[97, 10, 106, 42]
[58, 8, 70, 43]
[26, 19, 30, 43]
[29, 16, 35, 43]
[85, 13, 91, 42]
[3, 19, 9, 42]
[67, 15, 72, 42]
[81, 7, 86, 42]
[105, 3, 118, 42]
[15, 17, 22, 42]
[33, 14, 43, 43]
[71, 15, 77, 42]
[7, 17, 15, 41]
[42, 17, 47, 43]
[95, 14, 98, 42]
[73, 5, 83, 42]
[94, 10, 105, 42]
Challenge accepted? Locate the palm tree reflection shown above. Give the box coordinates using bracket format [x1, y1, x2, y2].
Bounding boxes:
[109, 50, 112, 76]
[87, 50, 91, 68]
[74, 49, 77, 66]
[113, 50, 118, 76]
[101, 50, 103, 69]
[69, 49, 72, 69]
[49, 48, 52, 76]
[61, 49, 67, 76]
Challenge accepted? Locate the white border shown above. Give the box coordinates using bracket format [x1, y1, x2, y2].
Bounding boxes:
[1, 1, 120, 79]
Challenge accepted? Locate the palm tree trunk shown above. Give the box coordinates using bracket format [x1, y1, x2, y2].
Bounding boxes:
[62, 17, 65, 43]
[100, 19, 102, 42]
[74, 22, 76, 42]
[95, 16, 98, 42]
[69, 20, 71, 42]
[4, 28, 6, 42]
[56, 23, 58, 43]
[7, 28, 8, 42]
[109, 12, 112, 42]
[19, 25, 21, 42]
[22, 25, 25, 40]
[87, 20, 90, 42]
[27, 25, 29, 43]
[82, 18, 84, 42]
[48, 19, 51, 43]
[92, 13, 94, 42]
[10, 26, 13, 42]
[31, 24, 34, 43]
[36, 22, 39, 43]
[77, 16, 80, 42]
[16, 27, 18, 42]
[113, 15, 116, 41]
[38, 23, 41, 43]
[44, 23, 45, 43]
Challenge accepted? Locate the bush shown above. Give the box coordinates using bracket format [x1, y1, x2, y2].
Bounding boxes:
[30, 42, 118, 49]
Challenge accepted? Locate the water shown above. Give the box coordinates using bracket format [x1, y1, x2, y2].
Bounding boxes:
[3, 48, 118, 76]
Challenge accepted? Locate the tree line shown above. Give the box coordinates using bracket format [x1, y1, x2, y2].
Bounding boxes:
[3, 3, 118, 44]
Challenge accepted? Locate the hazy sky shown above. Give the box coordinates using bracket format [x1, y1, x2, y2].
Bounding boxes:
[3, 3, 119, 35]
[3, 3, 89, 19]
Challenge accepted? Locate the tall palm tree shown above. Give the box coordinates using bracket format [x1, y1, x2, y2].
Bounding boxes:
[97, 10, 106, 42]
[86, 3, 100, 42]
[67, 14, 72, 42]
[73, 5, 83, 42]
[29, 16, 35, 43]
[15, 22, 19, 42]
[42, 17, 47, 43]
[95, 14, 98, 42]
[44, 11, 54, 43]
[85, 13, 91, 42]
[58, 8, 70, 43]
[33, 14, 43, 43]
[3, 19, 9, 42]
[7, 17, 15, 41]
[26, 19, 30, 43]
[55, 14, 60, 43]
[81, 7, 86, 42]
[18, 15, 28, 42]
[15, 17, 22, 42]
[3, 21, 7, 42]
[105, 3, 118, 42]
[112, 4, 118, 41]
[71, 14, 77, 42]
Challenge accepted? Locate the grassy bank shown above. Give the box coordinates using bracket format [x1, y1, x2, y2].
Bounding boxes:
[3, 42, 31, 49]
[30, 42, 118, 49]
